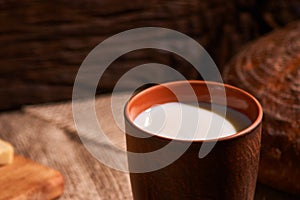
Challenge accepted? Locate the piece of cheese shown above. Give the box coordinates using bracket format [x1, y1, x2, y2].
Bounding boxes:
[0, 139, 14, 165]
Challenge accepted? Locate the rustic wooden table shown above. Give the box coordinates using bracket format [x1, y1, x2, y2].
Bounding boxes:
[0, 93, 297, 199]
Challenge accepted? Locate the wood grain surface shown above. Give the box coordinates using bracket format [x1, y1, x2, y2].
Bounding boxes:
[0, 107, 131, 199]
[0, 93, 299, 199]
[1, 0, 300, 110]
[0, 155, 64, 200]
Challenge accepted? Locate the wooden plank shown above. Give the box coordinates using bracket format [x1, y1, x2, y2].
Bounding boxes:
[0, 155, 64, 200]
[1, 0, 300, 110]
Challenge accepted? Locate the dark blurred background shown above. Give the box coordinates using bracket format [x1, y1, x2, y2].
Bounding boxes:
[1, 0, 300, 110]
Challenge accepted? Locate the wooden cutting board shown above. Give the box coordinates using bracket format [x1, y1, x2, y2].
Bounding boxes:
[0, 155, 64, 200]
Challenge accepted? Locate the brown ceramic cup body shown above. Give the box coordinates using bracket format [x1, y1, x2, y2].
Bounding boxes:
[124, 80, 263, 200]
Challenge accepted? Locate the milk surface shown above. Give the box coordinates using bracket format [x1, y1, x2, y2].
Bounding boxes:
[133, 102, 251, 140]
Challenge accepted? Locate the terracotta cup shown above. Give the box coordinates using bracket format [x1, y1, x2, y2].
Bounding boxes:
[124, 80, 263, 200]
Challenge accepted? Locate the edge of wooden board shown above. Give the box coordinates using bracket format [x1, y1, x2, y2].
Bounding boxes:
[0, 155, 64, 200]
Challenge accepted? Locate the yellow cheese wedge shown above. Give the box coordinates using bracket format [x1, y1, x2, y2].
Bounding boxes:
[0, 139, 14, 165]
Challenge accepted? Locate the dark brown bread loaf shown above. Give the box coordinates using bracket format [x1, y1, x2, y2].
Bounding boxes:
[223, 21, 300, 195]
